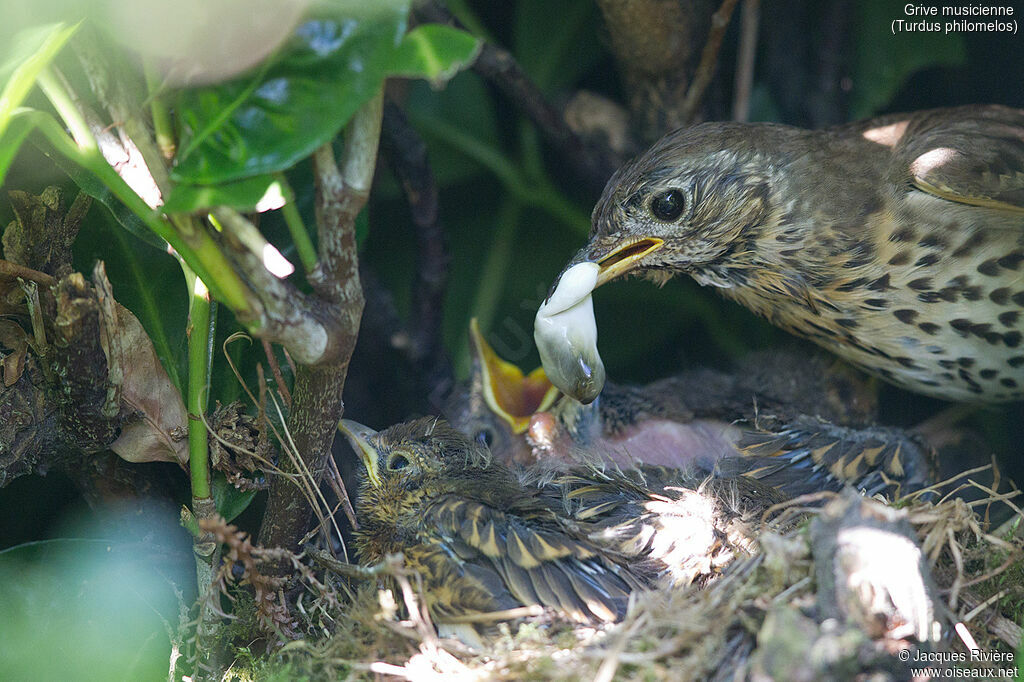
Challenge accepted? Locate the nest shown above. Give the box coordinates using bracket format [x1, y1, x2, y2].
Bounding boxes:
[203, 464, 1024, 681]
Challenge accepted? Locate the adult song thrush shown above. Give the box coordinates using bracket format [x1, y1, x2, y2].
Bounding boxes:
[537, 105, 1024, 403]
[339, 416, 776, 626]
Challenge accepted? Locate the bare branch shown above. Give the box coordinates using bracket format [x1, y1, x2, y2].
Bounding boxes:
[680, 0, 741, 125]
[418, 2, 624, 192]
[732, 0, 760, 122]
[380, 101, 453, 405]
[311, 90, 382, 305]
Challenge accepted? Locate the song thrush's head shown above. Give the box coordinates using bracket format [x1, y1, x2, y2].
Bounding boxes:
[538, 105, 1024, 404]
[339, 416, 509, 534]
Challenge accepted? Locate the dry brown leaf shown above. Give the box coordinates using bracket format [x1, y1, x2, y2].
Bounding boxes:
[105, 302, 189, 464]
[92, 263, 188, 464]
[1, 347, 26, 386]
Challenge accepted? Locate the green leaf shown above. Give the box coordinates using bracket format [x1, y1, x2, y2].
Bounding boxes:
[0, 22, 79, 142]
[172, 1, 411, 184]
[390, 24, 480, 87]
[162, 174, 286, 213]
[211, 472, 258, 523]
[0, 23, 79, 185]
[0, 113, 35, 185]
[850, 0, 965, 118]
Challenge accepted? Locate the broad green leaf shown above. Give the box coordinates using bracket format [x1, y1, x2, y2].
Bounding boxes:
[162, 174, 286, 213]
[0, 22, 79, 141]
[390, 24, 480, 87]
[850, 0, 965, 117]
[172, 1, 411, 184]
[212, 472, 258, 523]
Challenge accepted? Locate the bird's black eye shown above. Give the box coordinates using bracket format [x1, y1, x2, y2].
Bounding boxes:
[650, 189, 686, 222]
[475, 428, 495, 448]
[388, 454, 410, 471]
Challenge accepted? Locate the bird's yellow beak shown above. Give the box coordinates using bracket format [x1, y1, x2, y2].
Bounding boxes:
[338, 419, 382, 488]
[469, 318, 559, 434]
[593, 237, 664, 286]
[533, 238, 664, 405]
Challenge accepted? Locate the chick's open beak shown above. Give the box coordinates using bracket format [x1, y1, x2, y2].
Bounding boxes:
[338, 419, 382, 488]
[470, 318, 559, 433]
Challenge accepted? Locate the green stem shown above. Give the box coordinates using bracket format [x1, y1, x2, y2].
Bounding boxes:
[36, 67, 95, 151]
[25, 106, 259, 324]
[142, 60, 175, 160]
[184, 263, 213, 500]
[275, 172, 317, 272]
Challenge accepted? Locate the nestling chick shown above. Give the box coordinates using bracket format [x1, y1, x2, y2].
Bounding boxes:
[341, 416, 781, 626]
[342, 416, 649, 625]
[449, 322, 936, 499]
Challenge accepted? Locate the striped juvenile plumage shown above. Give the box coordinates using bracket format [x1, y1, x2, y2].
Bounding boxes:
[569, 105, 1024, 401]
[341, 417, 775, 626]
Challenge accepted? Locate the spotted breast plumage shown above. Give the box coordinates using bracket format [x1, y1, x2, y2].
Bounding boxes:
[539, 105, 1024, 403]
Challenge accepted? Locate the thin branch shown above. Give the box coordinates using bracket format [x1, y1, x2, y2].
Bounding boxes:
[380, 101, 453, 404]
[72, 36, 172, 200]
[0, 259, 56, 286]
[310, 90, 381, 308]
[417, 2, 622, 193]
[680, 0, 741, 124]
[732, 0, 760, 122]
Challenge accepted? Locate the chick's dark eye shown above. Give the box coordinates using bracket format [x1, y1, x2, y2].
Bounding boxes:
[388, 454, 410, 471]
[650, 189, 686, 222]
[474, 428, 495, 448]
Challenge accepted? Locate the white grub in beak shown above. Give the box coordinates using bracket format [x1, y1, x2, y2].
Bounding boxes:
[534, 262, 605, 404]
[338, 419, 382, 488]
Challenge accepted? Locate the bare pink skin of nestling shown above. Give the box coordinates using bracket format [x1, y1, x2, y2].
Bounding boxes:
[526, 413, 742, 471]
